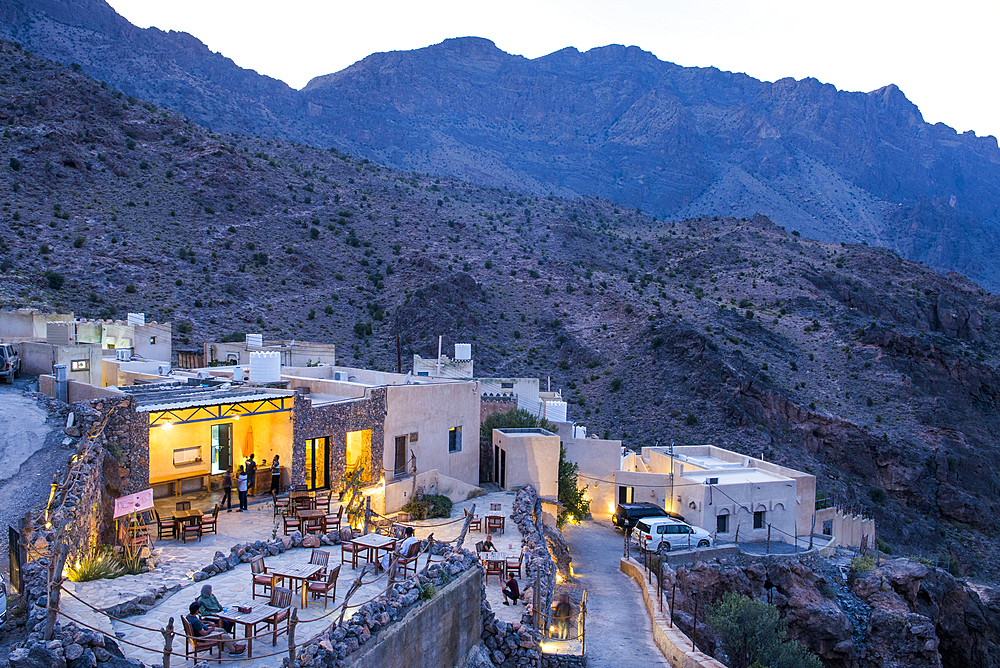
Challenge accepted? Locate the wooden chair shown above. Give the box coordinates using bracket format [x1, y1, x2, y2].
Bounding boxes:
[484, 556, 505, 584]
[340, 528, 361, 567]
[282, 514, 301, 536]
[307, 564, 340, 609]
[304, 515, 326, 535]
[397, 541, 421, 577]
[486, 515, 504, 536]
[201, 505, 220, 535]
[250, 556, 271, 599]
[325, 505, 344, 533]
[294, 496, 314, 512]
[180, 615, 223, 663]
[464, 508, 481, 532]
[375, 518, 392, 536]
[293, 484, 308, 492]
[272, 491, 290, 517]
[264, 587, 293, 645]
[393, 524, 406, 540]
[176, 501, 192, 511]
[314, 491, 332, 513]
[506, 551, 524, 579]
[181, 517, 202, 543]
[490, 503, 502, 513]
[475, 540, 485, 558]
[153, 509, 175, 541]
[309, 549, 330, 580]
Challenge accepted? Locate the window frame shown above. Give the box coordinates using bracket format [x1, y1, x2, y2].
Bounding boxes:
[753, 510, 766, 529]
[70, 359, 90, 372]
[448, 426, 462, 453]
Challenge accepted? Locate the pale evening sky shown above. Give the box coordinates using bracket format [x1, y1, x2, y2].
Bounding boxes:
[106, 0, 999, 140]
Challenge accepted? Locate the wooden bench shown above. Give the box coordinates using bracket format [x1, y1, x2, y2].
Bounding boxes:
[149, 472, 210, 498]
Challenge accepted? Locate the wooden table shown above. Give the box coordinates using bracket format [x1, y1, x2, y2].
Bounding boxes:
[297, 509, 326, 534]
[290, 492, 315, 511]
[483, 552, 508, 584]
[485, 515, 505, 536]
[171, 509, 202, 538]
[269, 563, 323, 608]
[215, 601, 284, 658]
[349, 533, 397, 569]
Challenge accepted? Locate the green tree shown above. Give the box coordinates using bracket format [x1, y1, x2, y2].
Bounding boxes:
[707, 592, 822, 668]
[557, 446, 590, 528]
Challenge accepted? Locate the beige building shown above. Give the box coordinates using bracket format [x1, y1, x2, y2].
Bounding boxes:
[491, 428, 560, 498]
[20, 340, 103, 386]
[205, 336, 336, 368]
[610, 444, 869, 548]
[548, 420, 622, 516]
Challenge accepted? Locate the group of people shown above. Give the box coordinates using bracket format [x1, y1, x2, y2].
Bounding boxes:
[220, 454, 284, 512]
[185, 584, 245, 656]
[479, 534, 521, 607]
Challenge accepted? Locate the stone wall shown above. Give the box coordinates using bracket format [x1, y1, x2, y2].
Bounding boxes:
[292, 390, 386, 491]
[510, 486, 557, 621]
[346, 566, 483, 668]
[98, 395, 148, 495]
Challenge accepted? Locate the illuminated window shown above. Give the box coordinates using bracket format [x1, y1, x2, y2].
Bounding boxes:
[70, 359, 89, 372]
[150, 336, 156, 345]
[449, 426, 462, 453]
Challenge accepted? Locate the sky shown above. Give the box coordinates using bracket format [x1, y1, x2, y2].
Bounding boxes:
[106, 0, 999, 139]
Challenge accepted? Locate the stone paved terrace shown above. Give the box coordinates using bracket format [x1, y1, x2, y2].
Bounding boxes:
[59, 489, 527, 667]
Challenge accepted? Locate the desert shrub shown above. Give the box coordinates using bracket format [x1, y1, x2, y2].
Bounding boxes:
[401, 493, 452, 520]
[708, 592, 822, 668]
[44, 270, 64, 289]
[850, 556, 876, 573]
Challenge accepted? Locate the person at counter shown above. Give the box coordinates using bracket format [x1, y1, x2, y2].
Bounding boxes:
[270, 455, 281, 494]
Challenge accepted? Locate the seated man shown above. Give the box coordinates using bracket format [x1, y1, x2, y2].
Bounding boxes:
[380, 526, 420, 571]
[502, 574, 520, 605]
[482, 534, 497, 552]
[196, 584, 234, 634]
[185, 601, 245, 656]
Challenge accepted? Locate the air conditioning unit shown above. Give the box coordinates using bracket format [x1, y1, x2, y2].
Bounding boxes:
[196, 371, 210, 380]
[333, 370, 349, 382]
[157, 365, 171, 376]
[115, 349, 132, 362]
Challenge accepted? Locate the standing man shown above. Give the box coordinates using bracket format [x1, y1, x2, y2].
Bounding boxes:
[236, 465, 248, 511]
[222, 467, 233, 513]
[246, 454, 257, 497]
[269, 455, 282, 494]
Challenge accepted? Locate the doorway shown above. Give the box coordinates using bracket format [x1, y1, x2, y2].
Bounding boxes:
[346, 429, 373, 485]
[304, 437, 329, 490]
[393, 435, 407, 478]
[211, 424, 233, 475]
[493, 445, 507, 489]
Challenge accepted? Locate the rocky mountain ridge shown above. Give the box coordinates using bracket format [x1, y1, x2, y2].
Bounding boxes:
[4, 1, 1000, 289]
[3, 40, 1000, 586]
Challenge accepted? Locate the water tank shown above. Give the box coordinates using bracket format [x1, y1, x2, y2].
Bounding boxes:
[249, 351, 281, 383]
[246, 333, 263, 348]
[454, 343, 472, 360]
[542, 400, 567, 423]
[127, 312, 145, 326]
[231, 366, 250, 382]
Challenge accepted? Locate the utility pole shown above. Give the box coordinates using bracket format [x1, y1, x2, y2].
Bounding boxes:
[668, 440, 675, 513]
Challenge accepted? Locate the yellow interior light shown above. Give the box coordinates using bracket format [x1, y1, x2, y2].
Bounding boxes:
[162, 421, 173, 430]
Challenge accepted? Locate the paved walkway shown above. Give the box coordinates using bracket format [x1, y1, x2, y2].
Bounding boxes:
[562, 516, 671, 667]
[60, 490, 524, 667]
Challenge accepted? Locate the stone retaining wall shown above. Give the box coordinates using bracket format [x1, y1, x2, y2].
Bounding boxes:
[509, 486, 556, 620]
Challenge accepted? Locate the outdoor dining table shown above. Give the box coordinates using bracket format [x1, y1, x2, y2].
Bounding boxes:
[171, 509, 202, 537]
[297, 509, 326, 534]
[485, 514, 505, 536]
[215, 601, 285, 658]
[483, 552, 508, 584]
[268, 563, 323, 609]
[349, 533, 397, 569]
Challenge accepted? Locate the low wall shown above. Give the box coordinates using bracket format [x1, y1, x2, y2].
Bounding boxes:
[662, 545, 741, 567]
[620, 558, 727, 668]
[815, 506, 875, 549]
[347, 566, 483, 668]
[38, 375, 122, 402]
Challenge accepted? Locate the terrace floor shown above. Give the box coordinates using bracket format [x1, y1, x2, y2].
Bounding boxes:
[60, 489, 526, 667]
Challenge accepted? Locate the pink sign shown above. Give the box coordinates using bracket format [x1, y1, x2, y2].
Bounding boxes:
[113, 488, 154, 519]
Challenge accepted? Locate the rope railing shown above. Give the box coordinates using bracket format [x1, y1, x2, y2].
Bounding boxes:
[53, 523, 475, 664]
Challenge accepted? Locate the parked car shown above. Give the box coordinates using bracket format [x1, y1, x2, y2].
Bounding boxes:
[634, 517, 714, 551]
[613, 502, 684, 532]
[0, 342, 20, 384]
[0, 571, 7, 627]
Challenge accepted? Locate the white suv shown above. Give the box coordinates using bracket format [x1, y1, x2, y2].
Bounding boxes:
[634, 517, 714, 552]
[0, 343, 19, 384]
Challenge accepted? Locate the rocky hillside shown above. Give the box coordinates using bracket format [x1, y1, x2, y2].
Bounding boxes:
[4, 2, 1000, 289]
[3, 42, 1000, 580]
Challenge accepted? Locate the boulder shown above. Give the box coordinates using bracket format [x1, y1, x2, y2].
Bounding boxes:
[302, 534, 321, 548]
